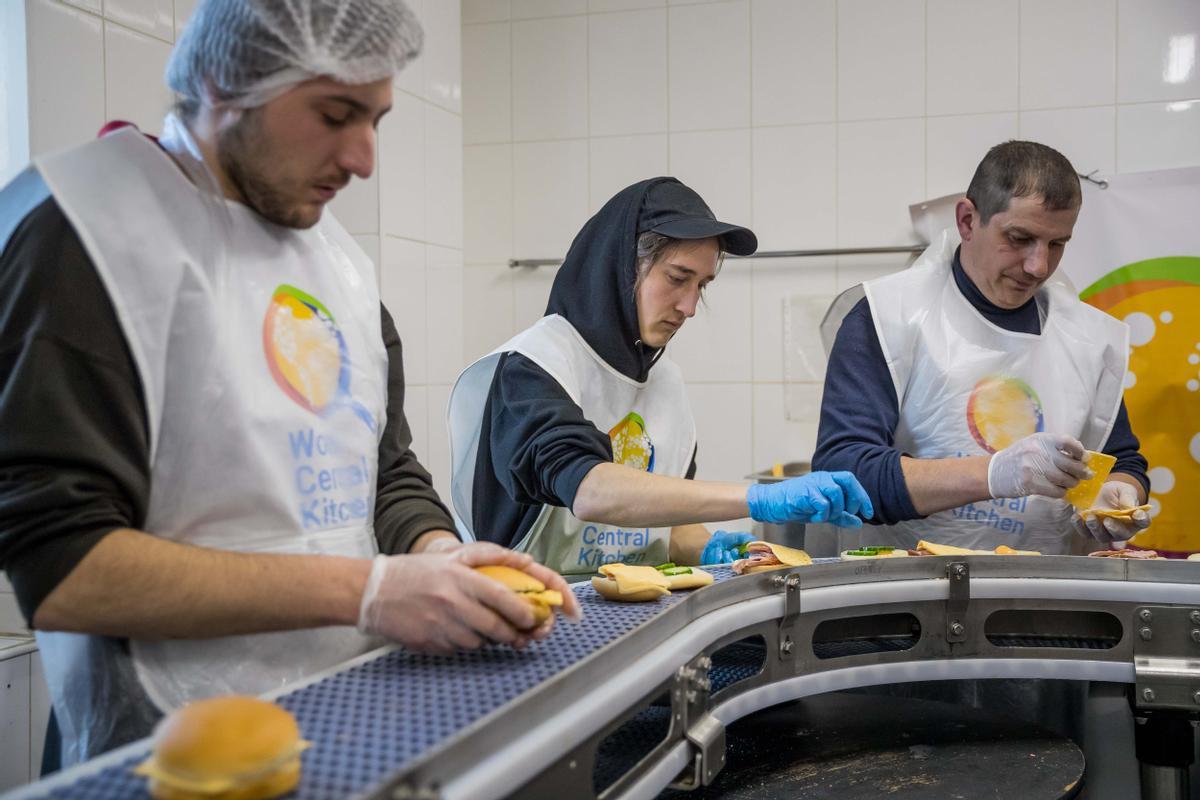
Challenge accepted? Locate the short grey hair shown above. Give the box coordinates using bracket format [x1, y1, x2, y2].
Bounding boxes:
[966, 140, 1082, 225]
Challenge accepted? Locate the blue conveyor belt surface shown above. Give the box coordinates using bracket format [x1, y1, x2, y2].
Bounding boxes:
[30, 567, 736, 800]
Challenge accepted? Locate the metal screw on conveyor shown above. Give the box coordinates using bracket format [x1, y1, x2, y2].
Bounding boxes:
[1138, 609, 1154, 641]
[1143, 688, 1156, 703]
[949, 622, 965, 637]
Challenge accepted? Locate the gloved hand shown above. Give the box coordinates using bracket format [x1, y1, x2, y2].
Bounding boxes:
[987, 433, 1090, 499]
[356, 542, 582, 654]
[700, 530, 757, 565]
[1070, 480, 1151, 545]
[746, 471, 874, 528]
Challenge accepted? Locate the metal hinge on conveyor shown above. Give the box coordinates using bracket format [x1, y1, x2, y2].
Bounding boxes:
[946, 562, 969, 644]
[1132, 606, 1200, 713]
[774, 572, 802, 661]
[667, 653, 726, 789]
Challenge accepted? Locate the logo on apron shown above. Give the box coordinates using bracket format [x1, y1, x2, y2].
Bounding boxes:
[262, 284, 377, 433]
[609, 412, 655, 471]
[966, 375, 1044, 454]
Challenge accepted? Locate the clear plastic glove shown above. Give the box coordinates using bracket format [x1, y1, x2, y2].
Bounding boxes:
[1070, 480, 1151, 545]
[987, 433, 1090, 499]
[746, 471, 874, 527]
[700, 530, 757, 565]
[356, 542, 582, 654]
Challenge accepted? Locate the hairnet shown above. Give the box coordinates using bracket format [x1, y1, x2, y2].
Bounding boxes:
[166, 0, 423, 109]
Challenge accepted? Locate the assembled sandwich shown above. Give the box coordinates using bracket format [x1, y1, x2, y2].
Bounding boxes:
[731, 541, 812, 574]
[134, 695, 309, 800]
[475, 565, 565, 627]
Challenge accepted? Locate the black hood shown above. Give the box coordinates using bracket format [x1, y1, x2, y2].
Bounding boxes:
[544, 177, 756, 382]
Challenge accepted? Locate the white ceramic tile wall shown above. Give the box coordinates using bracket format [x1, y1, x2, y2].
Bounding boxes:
[103, 22, 173, 136]
[837, 0, 925, 121]
[512, 138, 589, 259]
[925, 0, 1018, 116]
[668, 1, 750, 131]
[460, 0, 1200, 482]
[25, 0, 105, 157]
[511, 16, 588, 141]
[1019, 0, 1117, 110]
[104, 0, 172, 41]
[686, 382, 754, 483]
[463, 143, 513, 263]
[751, 0, 836, 126]
[462, 22, 511, 144]
[588, 8, 668, 136]
[751, 124, 837, 251]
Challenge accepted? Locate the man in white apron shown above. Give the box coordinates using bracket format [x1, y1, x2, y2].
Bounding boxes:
[814, 141, 1149, 555]
[0, 0, 576, 768]
[813, 142, 1153, 794]
[448, 178, 874, 578]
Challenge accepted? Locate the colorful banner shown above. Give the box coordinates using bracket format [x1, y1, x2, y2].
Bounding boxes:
[1062, 167, 1200, 555]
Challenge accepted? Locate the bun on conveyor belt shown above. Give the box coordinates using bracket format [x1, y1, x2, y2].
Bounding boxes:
[591, 563, 672, 602]
[134, 695, 310, 800]
[475, 565, 565, 627]
[1088, 548, 1160, 559]
[654, 563, 715, 591]
[910, 540, 1041, 556]
[731, 541, 812, 574]
[840, 546, 909, 560]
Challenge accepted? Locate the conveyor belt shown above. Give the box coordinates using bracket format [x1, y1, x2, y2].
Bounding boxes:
[14, 556, 1200, 800]
[16, 581, 706, 800]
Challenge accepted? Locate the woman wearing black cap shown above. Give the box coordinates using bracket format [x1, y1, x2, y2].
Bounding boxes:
[447, 178, 872, 577]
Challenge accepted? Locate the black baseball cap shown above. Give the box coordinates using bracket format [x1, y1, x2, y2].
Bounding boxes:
[639, 179, 758, 256]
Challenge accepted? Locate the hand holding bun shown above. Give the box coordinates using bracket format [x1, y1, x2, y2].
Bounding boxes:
[474, 565, 565, 628]
[134, 696, 308, 800]
[356, 542, 581, 654]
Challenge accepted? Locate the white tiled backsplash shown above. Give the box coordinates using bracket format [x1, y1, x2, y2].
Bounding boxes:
[463, 0, 1200, 485]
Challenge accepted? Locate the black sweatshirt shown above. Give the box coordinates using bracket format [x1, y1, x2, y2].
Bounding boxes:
[812, 247, 1149, 524]
[471, 178, 709, 546]
[0, 197, 454, 627]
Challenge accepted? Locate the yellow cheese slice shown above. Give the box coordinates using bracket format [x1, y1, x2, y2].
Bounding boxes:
[1081, 503, 1152, 521]
[916, 540, 992, 556]
[134, 741, 309, 794]
[596, 564, 670, 597]
[1063, 450, 1117, 511]
[993, 545, 1041, 555]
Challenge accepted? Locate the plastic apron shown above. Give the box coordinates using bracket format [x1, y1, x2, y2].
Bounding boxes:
[21, 117, 386, 763]
[448, 314, 696, 576]
[862, 230, 1128, 554]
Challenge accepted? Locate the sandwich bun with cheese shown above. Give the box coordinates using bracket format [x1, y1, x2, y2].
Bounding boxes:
[731, 541, 812, 574]
[591, 563, 672, 602]
[475, 565, 564, 627]
[654, 563, 714, 591]
[133, 696, 309, 800]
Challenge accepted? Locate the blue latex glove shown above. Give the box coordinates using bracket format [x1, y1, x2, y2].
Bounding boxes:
[746, 471, 874, 527]
[700, 530, 757, 565]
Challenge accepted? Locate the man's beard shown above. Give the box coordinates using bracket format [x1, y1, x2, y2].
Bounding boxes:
[218, 110, 318, 230]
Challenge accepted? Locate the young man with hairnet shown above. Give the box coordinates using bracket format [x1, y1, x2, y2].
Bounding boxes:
[814, 140, 1149, 555]
[0, 0, 577, 767]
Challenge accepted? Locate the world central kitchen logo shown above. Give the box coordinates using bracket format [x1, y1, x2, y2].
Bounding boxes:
[577, 525, 651, 567]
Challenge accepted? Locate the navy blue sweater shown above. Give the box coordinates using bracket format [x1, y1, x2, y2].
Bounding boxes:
[812, 248, 1149, 525]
